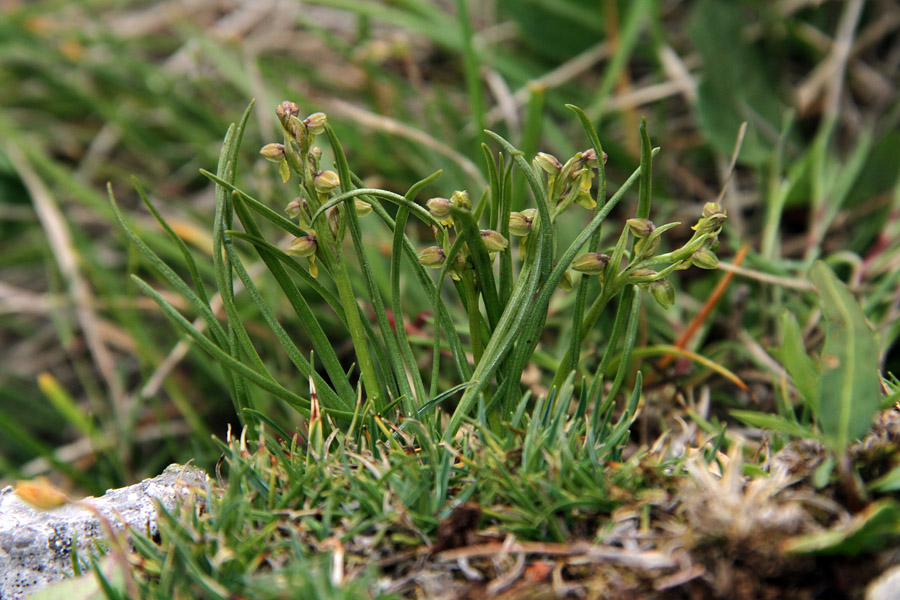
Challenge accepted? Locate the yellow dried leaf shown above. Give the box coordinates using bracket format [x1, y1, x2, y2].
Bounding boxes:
[15, 477, 70, 510]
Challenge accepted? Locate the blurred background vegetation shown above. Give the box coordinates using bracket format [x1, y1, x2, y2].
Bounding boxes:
[0, 0, 898, 494]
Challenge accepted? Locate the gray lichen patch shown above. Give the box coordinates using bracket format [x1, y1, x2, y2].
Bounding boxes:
[0, 463, 208, 599]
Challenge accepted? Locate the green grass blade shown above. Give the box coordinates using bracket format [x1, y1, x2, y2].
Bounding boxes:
[484, 130, 554, 282]
[637, 118, 652, 220]
[128, 275, 334, 417]
[230, 194, 356, 410]
[222, 230, 352, 414]
[199, 170, 305, 237]
[450, 207, 502, 330]
[390, 172, 442, 411]
[131, 176, 212, 308]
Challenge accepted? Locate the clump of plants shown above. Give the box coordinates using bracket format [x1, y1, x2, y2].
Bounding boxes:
[99, 99, 736, 597]
[113, 100, 724, 439]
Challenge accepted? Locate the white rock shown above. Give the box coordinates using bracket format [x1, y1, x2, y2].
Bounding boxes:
[0, 464, 208, 599]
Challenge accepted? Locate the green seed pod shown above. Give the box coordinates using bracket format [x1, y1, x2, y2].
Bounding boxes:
[509, 209, 536, 237]
[418, 246, 446, 268]
[314, 170, 340, 193]
[285, 235, 317, 257]
[480, 229, 509, 252]
[571, 252, 610, 274]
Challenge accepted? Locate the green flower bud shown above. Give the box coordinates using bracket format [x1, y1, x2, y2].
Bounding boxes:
[285, 235, 317, 257]
[509, 209, 536, 236]
[418, 246, 445, 268]
[259, 143, 285, 162]
[634, 234, 661, 260]
[426, 197, 452, 219]
[692, 203, 727, 236]
[285, 197, 303, 218]
[287, 115, 307, 142]
[355, 199, 372, 217]
[557, 270, 574, 291]
[571, 252, 610, 274]
[649, 279, 675, 310]
[328, 206, 341, 236]
[691, 247, 719, 269]
[480, 229, 509, 252]
[275, 101, 300, 127]
[702, 201, 725, 219]
[534, 152, 562, 175]
[451, 190, 471, 210]
[314, 170, 340, 193]
[580, 148, 599, 168]
[626, 218, 656, 239]
[304, 112, 327, 135]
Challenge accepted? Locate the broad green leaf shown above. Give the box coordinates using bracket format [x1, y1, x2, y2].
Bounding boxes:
[810, 261, 881, 452]
[778, 309, 820, 410]
[688, 0, 784, 165]
[784, 499, 900, 555]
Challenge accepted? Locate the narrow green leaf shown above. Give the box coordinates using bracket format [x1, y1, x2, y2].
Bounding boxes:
[199, 170, 305, 237]
[730, 409, 818, 439]
[451, 207, 502, 330]
[230, 194, 356, 411]
[778, 309, 820, 409]
[132, 176, 211, 308]
[637, 118, 653, 219]
[390, 172, 443, 412]
[784, 499, 900, 555]
[484, 130, 554, 282]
